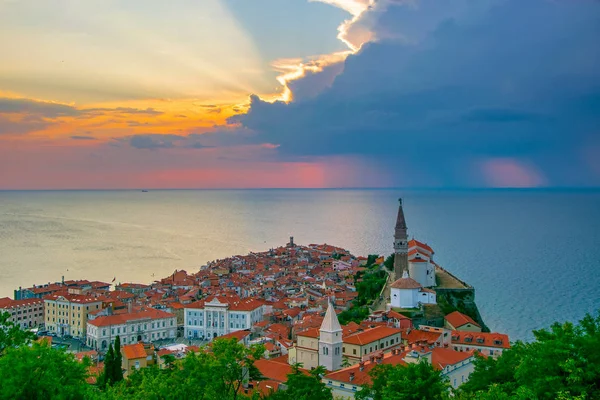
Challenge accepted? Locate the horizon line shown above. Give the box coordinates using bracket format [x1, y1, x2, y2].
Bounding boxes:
[0, 187, 599, 192]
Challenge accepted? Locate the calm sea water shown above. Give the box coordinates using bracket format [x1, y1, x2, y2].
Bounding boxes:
[0, 189, 599, 341]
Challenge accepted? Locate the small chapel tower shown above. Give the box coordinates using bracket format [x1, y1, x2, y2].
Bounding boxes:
[319, 298, 343, 371]
[393, 198, 409, 278]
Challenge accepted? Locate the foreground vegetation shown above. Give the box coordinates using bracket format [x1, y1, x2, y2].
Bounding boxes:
[338, 254, 389, 325]
[1, 310, 599, 399]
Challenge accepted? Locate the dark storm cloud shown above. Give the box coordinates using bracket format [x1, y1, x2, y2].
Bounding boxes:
[226, 0, 600, 186]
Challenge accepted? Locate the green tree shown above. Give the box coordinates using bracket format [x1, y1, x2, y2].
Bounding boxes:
[365, 254, 380, 268]
[0, 311, 35, 357]
[356, 361, 450, 400]
[0, 341, 91, 400]
[102, 337, 265, 400]
[460, 312, 600, 400]
[384, 254, 395, 271]
[460, 343, 525, 395]
[112, 336, 123, 384]
[99, 343, 116, 388]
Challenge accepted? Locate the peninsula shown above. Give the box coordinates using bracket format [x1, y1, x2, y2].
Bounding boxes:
[2, 198, 506, 398]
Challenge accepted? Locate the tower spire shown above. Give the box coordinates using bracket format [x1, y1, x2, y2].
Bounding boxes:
[319, 298, 342, 371]
[393, 198, 409, 278]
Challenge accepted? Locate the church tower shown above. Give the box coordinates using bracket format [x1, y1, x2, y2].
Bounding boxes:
[319, 298, 343, 371]
[393, 198, 409, 278]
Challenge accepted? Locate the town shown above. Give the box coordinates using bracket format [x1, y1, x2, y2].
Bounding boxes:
[1, 199, 510, 398]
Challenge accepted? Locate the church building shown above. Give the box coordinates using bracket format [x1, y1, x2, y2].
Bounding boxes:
[389, 198, 437, 308]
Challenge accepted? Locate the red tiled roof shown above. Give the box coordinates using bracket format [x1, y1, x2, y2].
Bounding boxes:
[325, 352, 407, 385]
[43, 293, 105, 304]
[405, 329, 443, 345]
[451, 331, 510, 349]
[88, 308, 175, 327]
[218, 330, 251, 342]
[254, 359, 308, 383]
[431, 347, 475, 370]
[445, 311, 480, 329]
[122, 343, 147, 360]
[343, 326, 402, 346]
[0, 297, 44, 308]
[296, 327, 320, 339]
[387, 310, 411, 320]
[390, 277, 422, 289]
[408, 239, 434, 254]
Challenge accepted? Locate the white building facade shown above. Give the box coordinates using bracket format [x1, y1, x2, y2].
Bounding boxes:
[184, 297, 265, 340]
[86, 308, 176, 351]
[318, 300, 343, 371]
[390, 272, 436, 309]
[407, 239, 436, 288]
[0, 297, 44, 329]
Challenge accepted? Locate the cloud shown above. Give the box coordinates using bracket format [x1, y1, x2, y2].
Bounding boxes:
[0, 114, 53, 135]
[126, 134, 185, 149]
[70, 135, 97, 140]
[228, 0, 600, 187]
[0, 97, 80, 117]
[82, 107, 163, 116]
[117, 134, 217, 150]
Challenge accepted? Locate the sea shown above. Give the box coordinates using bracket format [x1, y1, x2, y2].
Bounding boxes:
[0, 189, 599, 341]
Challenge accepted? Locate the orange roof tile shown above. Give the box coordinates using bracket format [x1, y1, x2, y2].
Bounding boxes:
[88, 308, 174, 327]
[343, 326, 402, 346]
[431, 347, 475, 370]
[122, 343, 147, 360]
[451, 331, 510, 349]
[254, 359, 308, 383]
[390, 277, 422, 289]
[445, 311, 480, 329]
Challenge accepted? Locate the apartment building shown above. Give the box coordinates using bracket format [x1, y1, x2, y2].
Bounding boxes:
[87, 308, 176, 350]
[0, 297, 44, 329]
[44, 293, 105, 338]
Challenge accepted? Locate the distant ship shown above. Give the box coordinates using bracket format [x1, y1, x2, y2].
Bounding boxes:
[142, 190, 149, 193]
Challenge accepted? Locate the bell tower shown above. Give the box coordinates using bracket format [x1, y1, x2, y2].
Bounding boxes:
[393, 198, 409, 278]
[319, 298, 343, 371]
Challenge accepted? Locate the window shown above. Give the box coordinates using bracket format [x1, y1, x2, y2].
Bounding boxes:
[353, 349, 356, 355]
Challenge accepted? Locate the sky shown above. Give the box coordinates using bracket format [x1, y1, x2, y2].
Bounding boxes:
[0, 0, 599, 189]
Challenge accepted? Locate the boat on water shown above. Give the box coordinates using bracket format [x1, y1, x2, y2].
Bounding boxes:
[141, 190, 148, 192]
